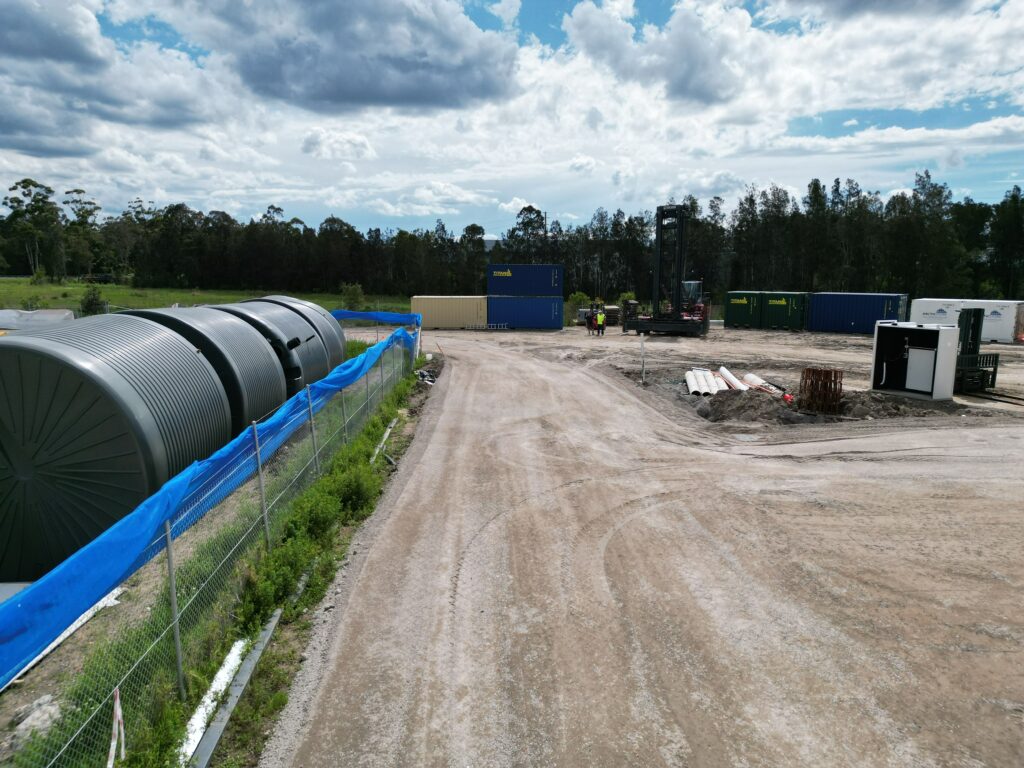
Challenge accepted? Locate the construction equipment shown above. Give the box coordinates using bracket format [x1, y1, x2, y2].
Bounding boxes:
[954, 307, 999, 393]
[622, 204, 710, 337]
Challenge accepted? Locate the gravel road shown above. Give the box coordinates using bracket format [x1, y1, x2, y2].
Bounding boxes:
[263, 328, 1024, 767]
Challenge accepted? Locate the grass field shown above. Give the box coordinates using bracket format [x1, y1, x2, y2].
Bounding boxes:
[0, 277, 410, 315]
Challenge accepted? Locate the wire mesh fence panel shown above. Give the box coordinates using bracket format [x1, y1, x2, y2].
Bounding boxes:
[3, 328, 416, 768]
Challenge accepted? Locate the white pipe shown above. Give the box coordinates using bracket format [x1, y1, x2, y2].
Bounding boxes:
[698, 369, 717, 396]
[718, 366, 749, 391]
[742, 373, 783, 394]
[703, 370, 724, 393]
[684, 371, 699, 395]
[691, 370, 711, 396]
[713, 372, 731, 390]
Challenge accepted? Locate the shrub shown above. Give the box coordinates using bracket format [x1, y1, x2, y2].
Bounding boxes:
[79, 285, 106, 316]
[616, 291, 636, 306]
[29, 267, 47, 285]
[340, 282, 365, 310]
[20, 295, 44, 311]
[567, 291, 590, 319]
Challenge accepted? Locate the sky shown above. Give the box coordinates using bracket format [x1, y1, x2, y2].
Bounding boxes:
[0, 0, 1022, 237]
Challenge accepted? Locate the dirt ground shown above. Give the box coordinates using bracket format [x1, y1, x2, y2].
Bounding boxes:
[264, 327, 1024, 768]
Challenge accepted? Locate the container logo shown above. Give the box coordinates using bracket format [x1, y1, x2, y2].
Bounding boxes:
[990, 310, 1002, 318]
[492, 269, 512, 277]
[731, 298, 748, 305]
[768, 299, 787, 306]
[935, 308, 947, 316]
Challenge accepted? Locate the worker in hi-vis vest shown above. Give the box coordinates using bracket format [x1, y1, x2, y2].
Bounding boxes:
[596, 309, 606, 336]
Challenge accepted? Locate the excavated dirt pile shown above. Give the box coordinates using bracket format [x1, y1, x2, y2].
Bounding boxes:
[687, 388, 976, 424]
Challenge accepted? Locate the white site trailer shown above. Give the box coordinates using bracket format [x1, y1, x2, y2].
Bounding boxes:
[910, 298, 1024, 343]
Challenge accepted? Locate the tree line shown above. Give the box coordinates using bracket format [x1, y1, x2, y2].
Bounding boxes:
[1, 172, 1021, 304]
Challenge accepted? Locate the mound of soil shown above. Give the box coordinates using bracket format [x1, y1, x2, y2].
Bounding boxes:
[685, 388, 973, 425]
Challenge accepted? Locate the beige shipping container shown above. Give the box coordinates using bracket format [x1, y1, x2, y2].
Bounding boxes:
[412, 296, 488, 329]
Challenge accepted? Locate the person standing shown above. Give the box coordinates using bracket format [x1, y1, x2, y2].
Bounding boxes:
[596, 308, 606, 337]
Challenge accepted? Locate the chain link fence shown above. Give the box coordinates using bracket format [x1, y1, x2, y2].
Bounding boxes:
[9, 339, 413, 767]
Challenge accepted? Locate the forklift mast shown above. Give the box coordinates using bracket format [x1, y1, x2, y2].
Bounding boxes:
[653, 204, 687, 318]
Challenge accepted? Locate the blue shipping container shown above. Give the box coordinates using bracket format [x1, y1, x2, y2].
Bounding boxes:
[487, 296, 563, 329]
[487, 264, 563, 297]
[807, 293, 908, 334]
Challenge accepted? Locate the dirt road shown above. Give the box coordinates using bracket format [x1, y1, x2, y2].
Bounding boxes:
[265, 329, 1024, 767]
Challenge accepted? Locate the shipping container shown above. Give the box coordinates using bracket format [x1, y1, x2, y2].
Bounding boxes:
[487, 296, 563, 329]
[724, 291, 764, 328]
[411, 296, 488, 329]
[807, 293, 907, 334]
[762, 292, 808, 330]
[487, 263, 564, 297]
[911, 298, 1024, 343]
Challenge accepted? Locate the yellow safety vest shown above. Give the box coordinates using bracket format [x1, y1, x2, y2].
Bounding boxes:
[597, 313, 605, 325]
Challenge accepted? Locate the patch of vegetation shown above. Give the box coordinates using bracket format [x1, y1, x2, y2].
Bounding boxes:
[210, 371, 420, 767]
[79, 285, 106, 316]
[0, 277, 410, 316]
[19, 294, 44, 311]
[339, 282, 365, 311]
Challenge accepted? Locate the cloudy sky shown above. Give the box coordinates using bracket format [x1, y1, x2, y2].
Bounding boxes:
[1, 0, 1022, 235]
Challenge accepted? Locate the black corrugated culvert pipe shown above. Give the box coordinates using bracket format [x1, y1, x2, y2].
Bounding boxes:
[124, 307, 288, 433]
[212, 302, 330, 397]
[0, 315, 232, 580]
[255, 295, 346, 370]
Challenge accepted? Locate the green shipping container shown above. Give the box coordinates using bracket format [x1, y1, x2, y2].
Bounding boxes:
[724, 291, 763, 328]
[762, 292, 808, 330]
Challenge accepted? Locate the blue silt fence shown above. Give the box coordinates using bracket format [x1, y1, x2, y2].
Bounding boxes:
[0, 311, 420, 691]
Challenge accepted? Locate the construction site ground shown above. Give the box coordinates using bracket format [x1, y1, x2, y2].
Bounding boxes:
[264, 327, 1024, 768]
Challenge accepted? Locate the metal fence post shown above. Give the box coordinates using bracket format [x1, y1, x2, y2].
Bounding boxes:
[252, 422, 271, 550]
[341, 385, 350, 443]
[365, 367, 371, 413]
[380, 349, 386, 394]
[164, 520, 187, 702]
[391, 344, 398, 386]
[306, 385, 321, 475]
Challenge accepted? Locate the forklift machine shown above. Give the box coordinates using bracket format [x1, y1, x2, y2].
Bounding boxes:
[622, 204, 710, 336]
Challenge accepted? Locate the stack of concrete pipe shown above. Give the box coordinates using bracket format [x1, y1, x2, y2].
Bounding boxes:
[0, 296, 347, 581]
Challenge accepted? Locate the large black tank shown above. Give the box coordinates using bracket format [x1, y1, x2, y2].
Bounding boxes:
[212, 302, 329, 397]
[0, 315, 232, 580]
[255, 296, 346, 370]
[123, 308, 288, 432]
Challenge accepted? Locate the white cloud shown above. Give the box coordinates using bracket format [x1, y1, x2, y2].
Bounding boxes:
[843, 118, 859, 127]
[301, 128, 376, 160]
[569, 154, 597, 173]
[489, 0, 522, 27]
[499, 196, 534, 213]
[367, 181, 496, 217]
[105, 0, 519, 111]
[1, 0, 1022, 234]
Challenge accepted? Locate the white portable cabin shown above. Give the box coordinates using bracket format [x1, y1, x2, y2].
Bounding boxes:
[910, 298, 1024, 343]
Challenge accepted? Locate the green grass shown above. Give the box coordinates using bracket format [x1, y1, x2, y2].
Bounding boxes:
[0, 278, 410, 315]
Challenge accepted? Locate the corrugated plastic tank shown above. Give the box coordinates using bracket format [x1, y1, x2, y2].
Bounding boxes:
[212, 302, 329, 397]
[256, 296, 346, 370]
[0, 314, 232, 580]
[124, 308, 288, 433]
